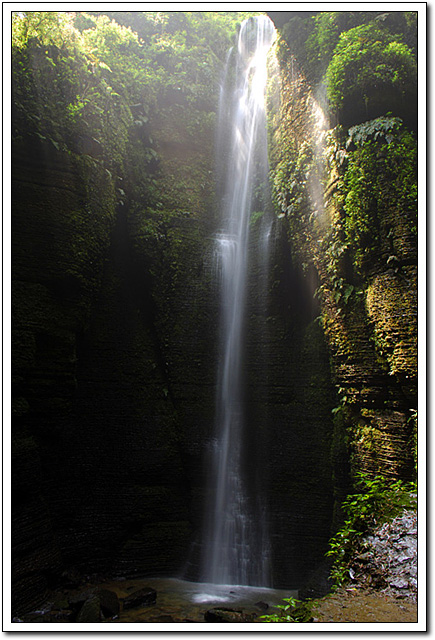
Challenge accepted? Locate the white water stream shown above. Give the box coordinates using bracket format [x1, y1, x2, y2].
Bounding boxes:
[202, 15, 276, 587]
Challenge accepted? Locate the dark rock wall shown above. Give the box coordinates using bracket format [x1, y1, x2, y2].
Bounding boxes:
[11, 125, 217, 612]
[12, 141, 116, 612]
[244, 222, 336, 588]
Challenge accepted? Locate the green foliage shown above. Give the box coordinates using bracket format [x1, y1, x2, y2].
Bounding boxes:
[11, 8, 261, 312]
[271, 141, 314, 222]
[274, 11, 417, 126]
[342, 142, 379, 269]
[305, 11, 377, 81]
[346, 115, 403, 147]
[12, 11, 81, 49]
[343, 121, 417, 272]
[295, 11, 417, 90]
[373, 11, 417, 55]
[12, 11, 136, 170]
[321, 117, 416, 292]
[325, 23, 416, 121]
[326, 472, 417, 588]
[85, 11, 250, 110]
[12, 10, 248, 170]
[250, 210, 264, 226]
[260, 597, 314, 623]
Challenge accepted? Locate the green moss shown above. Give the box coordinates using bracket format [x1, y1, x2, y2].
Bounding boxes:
[326, 23, 416, 121]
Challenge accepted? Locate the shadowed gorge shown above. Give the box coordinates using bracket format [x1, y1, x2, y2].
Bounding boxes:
[10, 9, 419, 625]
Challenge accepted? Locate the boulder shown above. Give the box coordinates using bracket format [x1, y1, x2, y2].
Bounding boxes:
[76, 596, 101, 622]
[68, 589, 96, 610]
[204, 608, 256, 622]
[122, 587, 157, 610]
[98, 588, 120, 618]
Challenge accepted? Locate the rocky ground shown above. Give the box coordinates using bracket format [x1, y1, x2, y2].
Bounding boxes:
[310, 507, 418, 624]
[12, 582, 418, 625]
[12, 508, 418, 625]
[348, 508, 417, 602]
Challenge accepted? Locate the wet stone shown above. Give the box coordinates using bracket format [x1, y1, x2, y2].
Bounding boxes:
[98, 588, 120, 618]
[204, 607, 257, 622]
[76, 596, 101, 622]
[122, 587, 157, 610]
[68, 589, 96, 609]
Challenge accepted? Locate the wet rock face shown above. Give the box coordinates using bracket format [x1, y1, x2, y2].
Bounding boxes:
[11, 141, 195, 613]
[223, 219, 336, 589]
[351, 509, 417, 602]
[11, 142, 117, 615]
[269, 30, 417, 494]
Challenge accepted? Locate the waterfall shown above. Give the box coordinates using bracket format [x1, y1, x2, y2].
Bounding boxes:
[202, 15, 275, 587]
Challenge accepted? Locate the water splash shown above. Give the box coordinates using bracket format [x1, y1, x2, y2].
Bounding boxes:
[202, 15, 275, 587]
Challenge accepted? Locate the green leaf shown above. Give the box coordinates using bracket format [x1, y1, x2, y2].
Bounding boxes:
[98, 61, 112, 72]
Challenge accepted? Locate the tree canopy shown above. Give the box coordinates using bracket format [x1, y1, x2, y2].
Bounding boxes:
[12, 10, 252, 168]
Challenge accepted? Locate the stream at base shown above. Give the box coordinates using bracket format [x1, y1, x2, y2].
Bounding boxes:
[97, 577, 298, 622]
[20, 575, 417, 624]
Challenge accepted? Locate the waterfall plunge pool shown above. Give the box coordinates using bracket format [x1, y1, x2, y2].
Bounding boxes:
[88, 577, 298, 623]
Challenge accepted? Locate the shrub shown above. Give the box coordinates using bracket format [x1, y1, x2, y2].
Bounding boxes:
[325, 23, 417, 126]
[326, 472, 417, 588]
[259, 597, 314, 623]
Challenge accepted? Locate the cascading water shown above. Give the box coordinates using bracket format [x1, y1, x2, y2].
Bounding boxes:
[201, 15, 276, 587]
